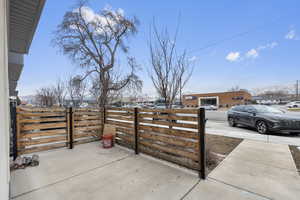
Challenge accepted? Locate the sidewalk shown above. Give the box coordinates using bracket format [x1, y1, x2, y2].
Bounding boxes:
[184, 140, 300, 200]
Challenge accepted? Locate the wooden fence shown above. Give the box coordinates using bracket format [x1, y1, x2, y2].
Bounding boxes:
[16, 107, 68, 154]
[13, 106, 206, 178]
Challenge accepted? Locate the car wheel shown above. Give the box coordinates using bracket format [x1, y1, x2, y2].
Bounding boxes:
[228, 117, 236, 127]
[256, 121, 268, 134]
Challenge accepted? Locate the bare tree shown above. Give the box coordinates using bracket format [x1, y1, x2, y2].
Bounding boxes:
[53, 78, 66, 107]
[149, 24, 193, 109]
[88, 57, 142, 106]
[53, 1, 142, 110]
[228, 86, 248, 92]
[35, 87, 56, 107]
[67, 76, 87, 107]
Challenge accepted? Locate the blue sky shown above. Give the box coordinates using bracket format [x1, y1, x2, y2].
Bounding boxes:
[18, 0, 300, 96]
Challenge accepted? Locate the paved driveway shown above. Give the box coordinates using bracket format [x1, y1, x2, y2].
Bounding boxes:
[206, 120, 300, 146]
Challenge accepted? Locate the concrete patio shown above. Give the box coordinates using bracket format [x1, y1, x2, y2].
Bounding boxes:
[10, 140, 300, 200]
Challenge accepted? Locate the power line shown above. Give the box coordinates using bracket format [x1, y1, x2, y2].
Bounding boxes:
[187, 16, 281, 55]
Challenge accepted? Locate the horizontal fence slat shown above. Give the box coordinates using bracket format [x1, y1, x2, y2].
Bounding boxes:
[74, 108, 101, 112]
[116, 127, 134, 135]
[74, 120, 101, 127]
[106, 115, 133, 121]
[140, 131, 197, 149]
[74, 125, 102, 132]
[19, 117, 66, 123]
[18, 112, 66, 117]
[106, 111, 132, 117]
[21, 122, 67, 131]
[139, 125, 197, 139]
[140, 146, 198, 170]
[107, 107, 134, 112]
[139, 108, 198, 114]
[21, 129, 67, 138]
[74, 133, 99, 139]
[116, 133, 134, 143]
[74, 115, 101, 121]
[18, 107, 66, 112]
[140, 140, 198, 161]
[20, 136, 67, 146]
[73, 112, 102, 116]
[19, 143, 67, 155]
[106, 120, 133, 128]
[139, 113, 197, 122]
[140, 119, 197, 129]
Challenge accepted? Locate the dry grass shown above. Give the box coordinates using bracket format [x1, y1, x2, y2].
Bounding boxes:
[289, 145, 300, 175]
[206, 134, 243, 173]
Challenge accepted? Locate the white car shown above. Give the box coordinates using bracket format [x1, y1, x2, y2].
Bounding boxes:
[286, 101, 300, 108]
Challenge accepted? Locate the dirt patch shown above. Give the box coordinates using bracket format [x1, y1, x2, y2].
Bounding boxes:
[289, 145, 300, 175]
[206, 134, 243, 173]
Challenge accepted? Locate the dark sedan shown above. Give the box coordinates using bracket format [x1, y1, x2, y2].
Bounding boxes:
[227, 105, 300, 135]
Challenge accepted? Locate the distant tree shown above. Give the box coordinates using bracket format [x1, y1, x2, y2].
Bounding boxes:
[53, 78, 66, 107]
[53, 1, 142, 111]
[35, 87, 56, 107]
[149, 23, 193, 108]
[66, 76, 87, 107]
[228, 86, 248, 92]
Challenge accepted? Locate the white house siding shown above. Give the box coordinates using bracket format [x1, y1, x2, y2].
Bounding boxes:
[0, 0, 10, 199]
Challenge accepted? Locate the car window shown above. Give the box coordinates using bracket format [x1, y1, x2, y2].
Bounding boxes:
[244, 106, 256, 113]
[232, 106, 244, 112]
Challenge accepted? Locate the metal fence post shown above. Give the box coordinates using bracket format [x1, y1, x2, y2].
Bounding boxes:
[103, 107, 106, 124]
[134, 107, 139, 154]
[68, 107, 74, 149]
[198, 108, 206, 179]
[10, 102, 18, 160]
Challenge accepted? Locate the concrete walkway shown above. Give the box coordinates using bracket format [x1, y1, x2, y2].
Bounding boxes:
[184, 140, 300, 200]
[11, 140, 300, 200]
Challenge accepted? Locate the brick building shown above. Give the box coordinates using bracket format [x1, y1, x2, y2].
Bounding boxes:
[183, 91, 252, 108]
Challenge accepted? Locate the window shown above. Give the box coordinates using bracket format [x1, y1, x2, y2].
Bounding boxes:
[244, 106, 256, 113]
[232, 105, 245, 112]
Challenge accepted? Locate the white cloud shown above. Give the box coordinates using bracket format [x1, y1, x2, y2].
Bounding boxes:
[227, 41, 278, 62]
[257, 42, 278, 50]
[226, 52, 240, 62]
[285, 29, 296, 40]
[72, 5, 125, 35]
[189, 56, 198, 62]
[246, 49, 258, 59]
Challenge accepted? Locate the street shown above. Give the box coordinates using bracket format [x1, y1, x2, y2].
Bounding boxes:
[206, 110, 300, 146]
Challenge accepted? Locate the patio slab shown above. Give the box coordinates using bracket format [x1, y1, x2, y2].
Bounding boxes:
[11, 142, 131, 197]
[11, 142, 198, 200]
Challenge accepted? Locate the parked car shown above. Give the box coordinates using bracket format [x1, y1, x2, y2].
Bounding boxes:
[200, 105, 218, 110]
[286, 101, 300, 108]
[227, 105, 300, 135]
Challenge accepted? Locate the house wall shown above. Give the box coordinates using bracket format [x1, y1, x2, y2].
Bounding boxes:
[0, 0, 10, 199]
[183, 91, 252, 108]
